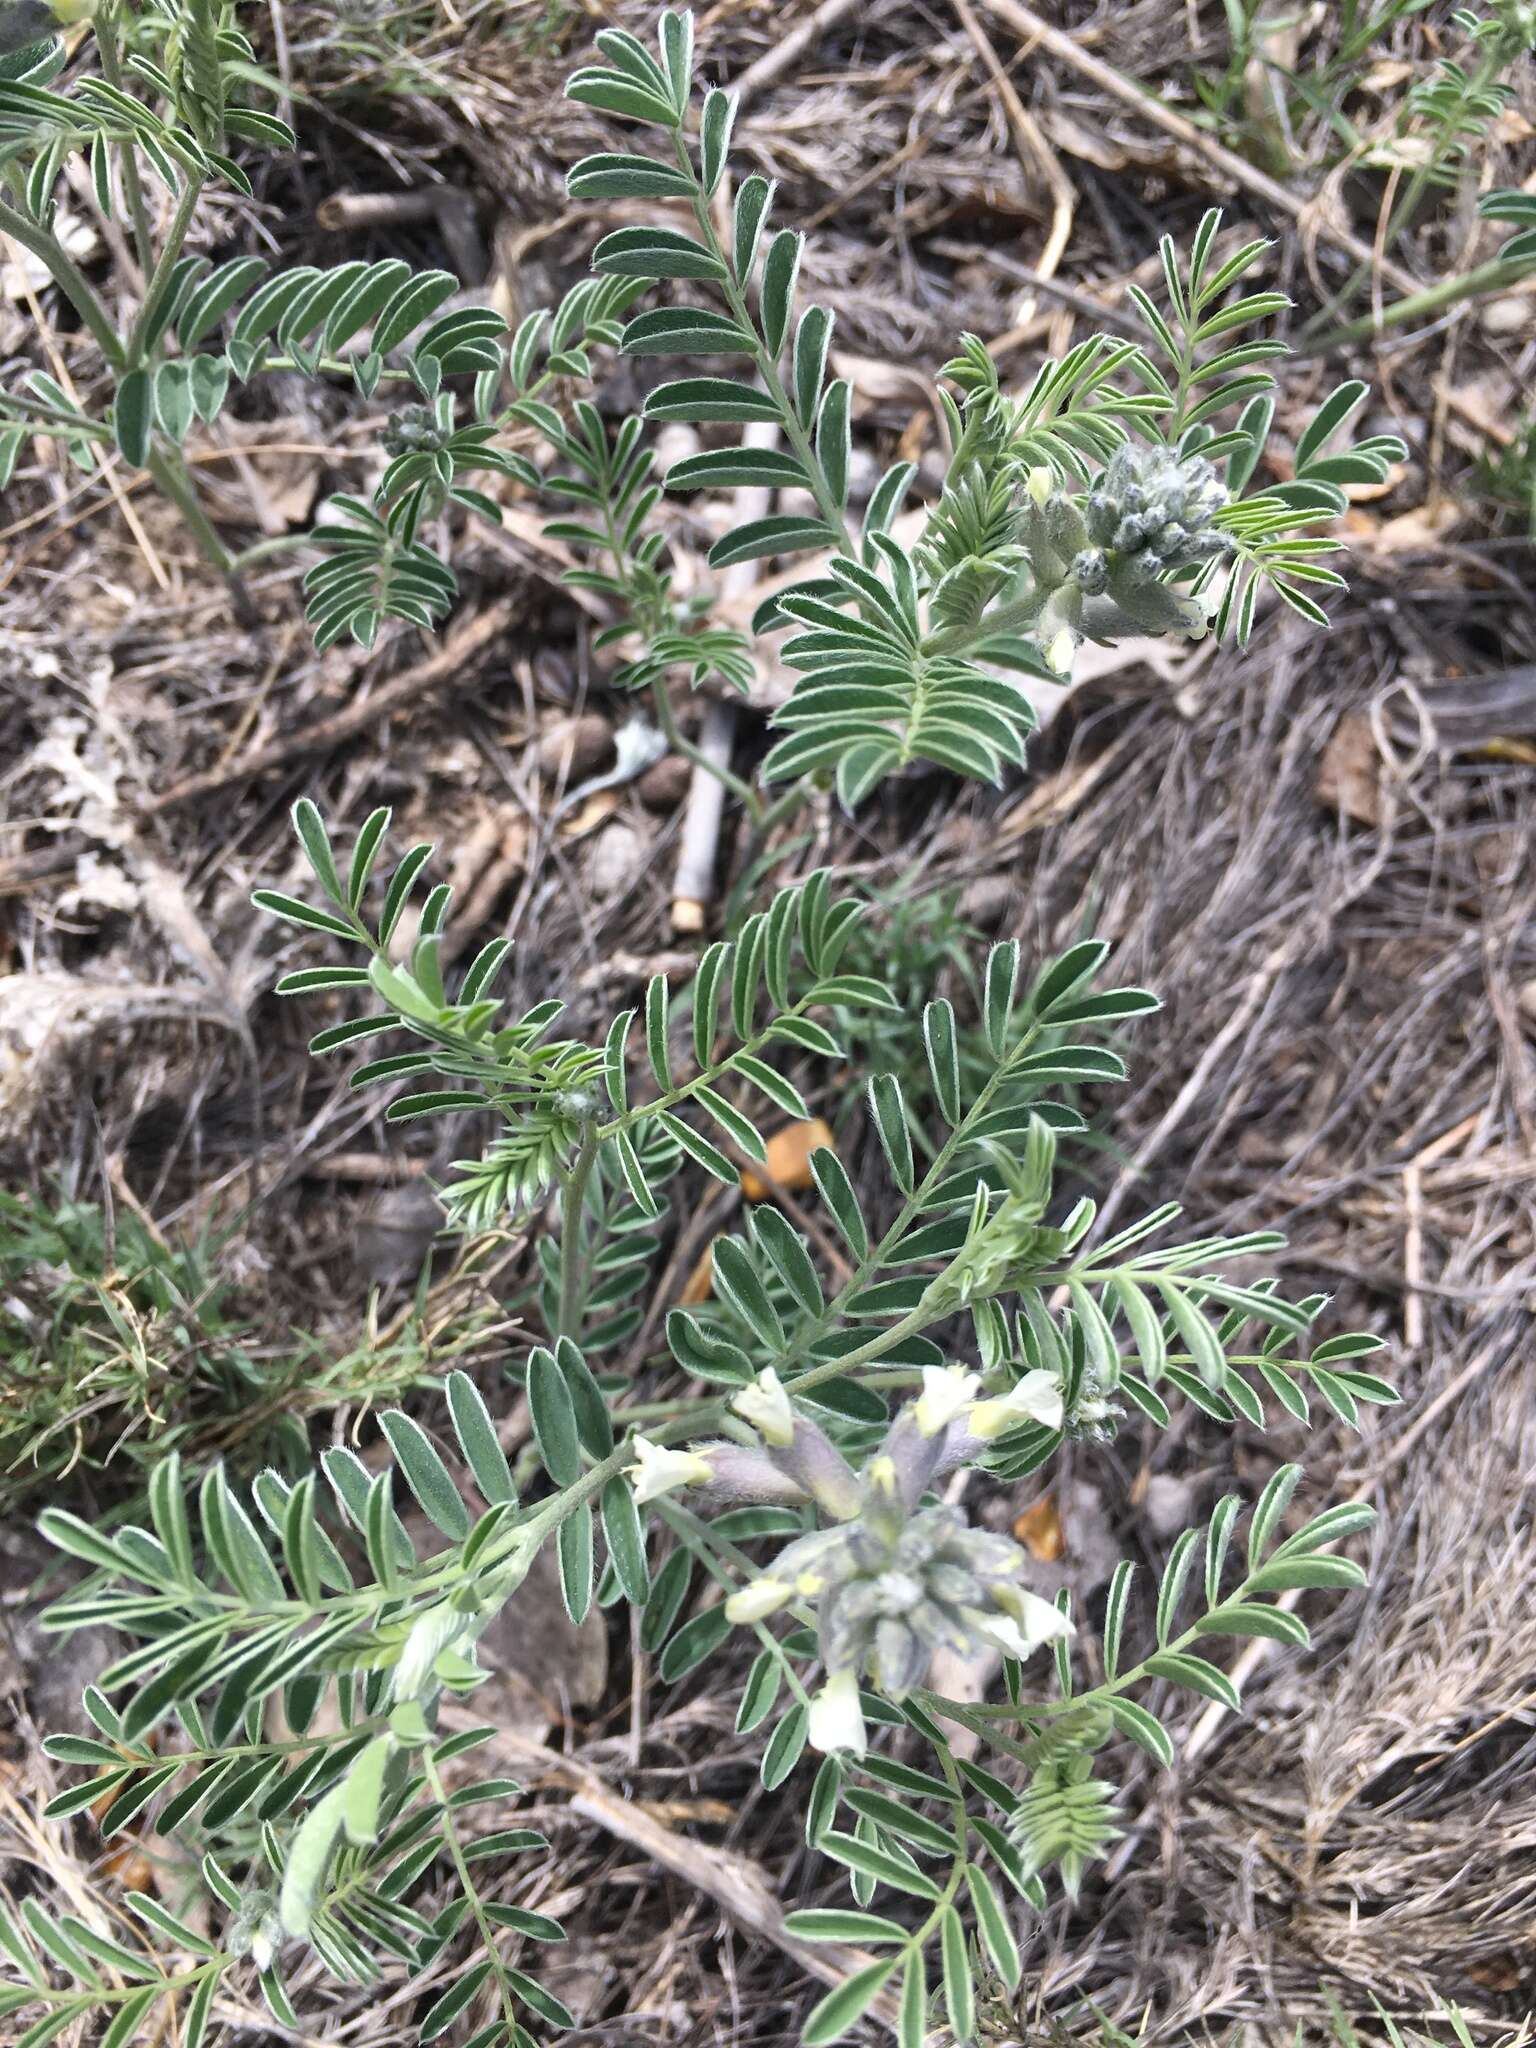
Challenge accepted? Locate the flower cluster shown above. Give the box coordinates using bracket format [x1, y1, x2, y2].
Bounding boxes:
[1025, 446, 1230, 672]
[380, 403, 452, 458]
[629, 1365, 1071, 1756]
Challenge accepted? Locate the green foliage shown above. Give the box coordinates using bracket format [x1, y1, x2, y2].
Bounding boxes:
[0, 1182, 499, 1515]
[0, 1183, 254, 1505]
[549, 22, 1401, 801]
[1405, 5, 1536, 182]
[2, 12, 1412, 2044]
[256, 798, 899, 1226]
[3, 3, 1400, 811]
[6, 796, 1398, 2045]
[1475, 399, 1536, 536]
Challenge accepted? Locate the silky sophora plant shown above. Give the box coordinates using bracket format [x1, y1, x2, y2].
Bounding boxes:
[3, 5, 1402, 804]
[401, 7, 1408, 808]
[11, 801, 1397, 2048]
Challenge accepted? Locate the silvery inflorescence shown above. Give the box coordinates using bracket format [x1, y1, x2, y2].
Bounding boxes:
[630, 1364, 1071, 1756]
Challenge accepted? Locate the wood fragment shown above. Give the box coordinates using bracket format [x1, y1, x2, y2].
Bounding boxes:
[731, 0, 865, 107]
[671, 426, 779, 929]
[316, 188, 485, 283]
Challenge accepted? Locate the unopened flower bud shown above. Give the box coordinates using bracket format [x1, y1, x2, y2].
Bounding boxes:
[725, 1577, 793, 1624]
[874, 1616, 926, 1695]
[1071, 548, 1109, 596]
[696, 1441, 811, 1505]
[249, 1910, 283, 1973]
[768, 1414, 861, 1521]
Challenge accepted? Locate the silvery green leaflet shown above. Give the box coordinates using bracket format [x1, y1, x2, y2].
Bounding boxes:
[4, 8, 1400, 2045]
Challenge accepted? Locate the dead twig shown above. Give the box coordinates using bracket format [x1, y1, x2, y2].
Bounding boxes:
[730, 0, 866, 108]
[950, 0, 1074, 318]
[144, 599, 516, 813]
[469, 1726, 903, 2027]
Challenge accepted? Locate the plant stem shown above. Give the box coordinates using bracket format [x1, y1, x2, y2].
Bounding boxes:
[556, 1124, 599, 1339]
[422, 1750, 524, 2036]
[649, 673, 764, 823]
[2, 390, 113, 441]
[1377, 36, 1508, 263]
[0, 195, 124, 365]
[671, 131, 856, 550]
[126, 174, 206, 369]
[228, 531, 317, 570]
[1302, 27, 1519, 333]
[594, 997, 814, 1142]
[922, 584, 1042, 659]
[148, 447, 261, 623]
[94, 16, 155, 280]
[755, 1013, 1047, 1390]
[1304, 252, 1536, 354]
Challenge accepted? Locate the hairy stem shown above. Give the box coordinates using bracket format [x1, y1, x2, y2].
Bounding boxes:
[147, 447, 260, 624]
[1305, 251, 1536, 353]
[556, 1124, 599, 1339]
[93, 18, 155, 280]
[422, 1749, 524, 2035]
[0, 195, 123, 365]
[670, 131, 856, 550]
[126, 174, 206, 369]
[649, 672, 763, 822]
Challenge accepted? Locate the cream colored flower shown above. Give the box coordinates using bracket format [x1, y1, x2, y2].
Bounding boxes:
[627, 1437, 714, 1505]
[724, 1577, 792, 1624]
[981, 1584, 1074, 1657]
[967, 1369, 1064, 1439]
[807, 1668, 867, 1757]
[913, 1364, 981, 1438]
[732, 1367, 796, 1447]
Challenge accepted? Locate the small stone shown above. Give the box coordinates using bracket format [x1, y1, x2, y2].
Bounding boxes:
[537, 714, 613, 782]
[1481, 294, 1532, 338]
[1143, 1472, 1197, 1540]
[958, 875, 1014, 929]
[585, 820, 644, 900]
[355, 1182, 446, 1285]
[651, 423, 701, 471]
[636, 754, 693, 810]
[845, 449, 881, 503]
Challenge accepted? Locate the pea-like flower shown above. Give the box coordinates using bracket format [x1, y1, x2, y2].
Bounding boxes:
[1017, 446, 1231, 671]
[675, 1368, 1073, 1755]
[628, 1438, 717, 1505]
[807, 1668, 869, 1759]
